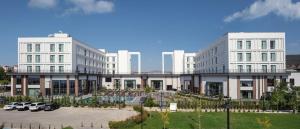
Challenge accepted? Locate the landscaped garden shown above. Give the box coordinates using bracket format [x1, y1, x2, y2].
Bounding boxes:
[112, 112, 300, 129]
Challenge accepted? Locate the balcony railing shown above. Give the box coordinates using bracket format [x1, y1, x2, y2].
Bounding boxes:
[9, 69, 288, 75]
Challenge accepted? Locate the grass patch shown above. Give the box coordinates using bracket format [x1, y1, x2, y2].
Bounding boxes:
[117, 112, 300, 129]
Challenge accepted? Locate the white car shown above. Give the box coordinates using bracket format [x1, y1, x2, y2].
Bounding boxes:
[3, 102, 19, 110]
[29, 102, 45, 111]
[16, 102, 31, 111]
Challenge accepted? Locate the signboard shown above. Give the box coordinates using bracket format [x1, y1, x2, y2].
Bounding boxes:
[170, 103, 177, 112]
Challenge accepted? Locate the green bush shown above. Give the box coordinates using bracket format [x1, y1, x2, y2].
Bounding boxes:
[144, 97, 157, 107]
[62, 126, 73, 129]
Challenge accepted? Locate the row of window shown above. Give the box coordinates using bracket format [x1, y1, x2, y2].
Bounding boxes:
[237, 65, 276, 72]
[107, 64, 116, 69]
[26, 55, 64, 63]
[26, 43, 64, 52]
[237, 52, 276, 62]
[237, 40, 276, 49]
[26, 66, 64, 72]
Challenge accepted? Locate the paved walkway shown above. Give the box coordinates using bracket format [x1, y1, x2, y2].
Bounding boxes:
[0, 107, 137, 129]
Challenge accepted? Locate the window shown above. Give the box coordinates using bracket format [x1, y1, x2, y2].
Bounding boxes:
[271, 53, 276, 61]
[112, 57, 115, 62]
[246, 41, 251, 49]
[238, 65, 243, 72]
[59, 55, 64, 63]
[261, 40, 267, 49]
[246, 53, 251, 61]
[290, 79, 295, 86]
[262, 53, 267, 61]
[241, 91, 253, 99]
[59, 66, 64, 72]
[35, 66, 40, 72]
[112, 64, 115, 68]
[237, 41, 243, 49]
[105, 77, 112, 82]
[240, 81, 253, 87]
[35, 55, 40, 63]
[237, 53, 243, 62]
[59, 44, 64, 52]
[50, 66, 55, 72]
[35, 44, 40, 52]
[27, 55, 32, 63]
[187, 64, 190, 68]
[187, 57, 189, 62]
[262, 65, 267, 72]
[267, 79, 275, 86]
[50, 55, 55, 63]
[27, 66, 32, 72]
[271, 65, 276, 72]
[270, 40, 275, 49]
[27, 44, 32, 52]
[246, 65, 251, 72]
[50, 44, 55, 52]
[215, 57, 218, 64]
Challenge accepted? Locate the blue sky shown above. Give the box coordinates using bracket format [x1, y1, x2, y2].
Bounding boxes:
[1, 0, 300, 71]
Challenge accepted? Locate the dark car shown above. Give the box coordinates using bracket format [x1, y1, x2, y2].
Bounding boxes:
[44, 103, 59, 111]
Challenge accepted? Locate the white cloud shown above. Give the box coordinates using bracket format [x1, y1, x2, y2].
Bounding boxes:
[224, 0, 300, 22]
[28, 0, 58, 9]
[65, 0, 114, 15]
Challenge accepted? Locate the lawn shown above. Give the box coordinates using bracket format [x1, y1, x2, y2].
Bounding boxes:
[124, 112, 300, 129]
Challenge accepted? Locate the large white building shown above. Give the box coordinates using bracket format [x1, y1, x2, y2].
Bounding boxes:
[10, 32, 291, 100]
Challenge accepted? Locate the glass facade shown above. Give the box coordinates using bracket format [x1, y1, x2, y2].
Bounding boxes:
[53, 80, 67, 95]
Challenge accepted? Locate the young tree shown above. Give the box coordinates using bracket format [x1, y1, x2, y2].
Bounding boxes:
[160, 109, 169, 129]
[257, 117, 272, 129]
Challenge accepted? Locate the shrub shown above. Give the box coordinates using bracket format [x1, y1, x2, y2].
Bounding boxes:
[62, 126, 73, 129]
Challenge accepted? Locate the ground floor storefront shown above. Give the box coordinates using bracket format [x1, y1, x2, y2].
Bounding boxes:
[9, 73, 291, 100]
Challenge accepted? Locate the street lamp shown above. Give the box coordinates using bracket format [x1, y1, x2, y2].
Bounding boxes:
[140, 97, 146, 129]
[224, 97, 231, 129]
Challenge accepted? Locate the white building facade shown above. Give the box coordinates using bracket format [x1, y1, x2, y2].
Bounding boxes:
[10, 32, 290, 100]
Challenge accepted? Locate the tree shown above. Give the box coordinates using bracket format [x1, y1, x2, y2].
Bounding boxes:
[257, 117, 272, 129]
[160, 109, 169, 129]
[270, 81, 287, 111]
[145, 85, 152, 94]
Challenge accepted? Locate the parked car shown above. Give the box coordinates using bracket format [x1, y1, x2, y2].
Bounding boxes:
[29, 102, 45, 111]
[44, 103, 59, 111]
[16, 102, 31, 111]
[3, 102, 19, 110]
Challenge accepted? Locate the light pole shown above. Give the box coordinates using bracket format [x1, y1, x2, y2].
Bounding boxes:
[225, 97, 231, 129]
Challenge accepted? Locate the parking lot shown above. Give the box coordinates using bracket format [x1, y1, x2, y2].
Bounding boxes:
[0, 107, 137, 129]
